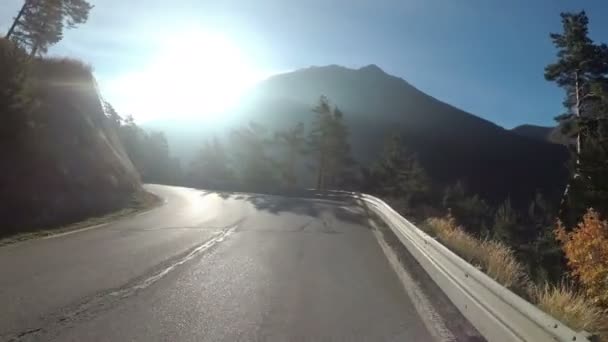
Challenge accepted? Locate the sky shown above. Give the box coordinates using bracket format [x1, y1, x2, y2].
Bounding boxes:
[2, 0, 608, 128]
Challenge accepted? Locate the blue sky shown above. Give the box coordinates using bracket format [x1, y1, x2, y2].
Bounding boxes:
[2, 0, 608, 128]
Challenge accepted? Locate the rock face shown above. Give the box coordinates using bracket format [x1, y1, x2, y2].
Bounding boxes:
[1, 59, 141, 236]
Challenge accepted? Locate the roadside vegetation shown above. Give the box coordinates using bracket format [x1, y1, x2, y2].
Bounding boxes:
[1, 1, 606, 338]
[0, 190, 160, 247]
[365, 11, 608, 340]
[423, 215, 607, 339]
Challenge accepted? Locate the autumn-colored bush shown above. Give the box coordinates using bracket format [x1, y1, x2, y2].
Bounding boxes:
[555, 209, 608, 307]
[424, 212, 607, 339]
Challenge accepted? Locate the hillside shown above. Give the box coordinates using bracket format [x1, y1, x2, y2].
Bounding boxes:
[0, 54, 141, 236]
[511, 124, 570, 145]
[511, 124, 553, 141]
[147, 64, 569, 204]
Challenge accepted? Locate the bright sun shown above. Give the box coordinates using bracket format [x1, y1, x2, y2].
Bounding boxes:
[106, 29, 267, 122]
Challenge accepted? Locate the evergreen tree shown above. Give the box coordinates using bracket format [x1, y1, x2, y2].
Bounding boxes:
[190, 137, 235, 189]
[523, 192, 565, 283]
[545, 11, 608, 223]
[142, 131, 171, 183]
[371, 133, 430, 206]
[7, 0, 93, 56]
[230, 122, 276, 189]
[274, 122, 306, 188]
[443, 181, 492, 236]
[103, 100, 122, 129]
[0, 39, 33, 146]
[308, 96, 354, 190]
[492, 198, 519, 244]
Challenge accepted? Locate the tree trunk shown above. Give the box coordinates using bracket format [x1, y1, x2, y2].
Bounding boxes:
[574, 71, 582, 162]
[5, 0, 30, 39]
[558, 71, 583, 218]
[29, 43, 39, 57]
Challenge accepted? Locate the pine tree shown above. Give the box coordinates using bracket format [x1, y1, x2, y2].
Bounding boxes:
[230, 122, 276, 189]
[371, 133, 430, 206]
[103, 101, 122, 129]
[7, 0, 93, 56]
[442, 181, 491, 236]
[308, 96, 354, 190]
[190, 137, 235, 189]
[274, 122, 306, 188]
[523, 192, 565, 283]
[545, 11, 608, 223]
[492, 198, 519, 244]
[0, 39, 33, 146]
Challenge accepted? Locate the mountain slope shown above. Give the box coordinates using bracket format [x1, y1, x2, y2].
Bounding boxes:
[1, 58, 141, 236]
[511, 124, 554, 141]
[149, 64, 569, 204]
[511, 124, 570, 145]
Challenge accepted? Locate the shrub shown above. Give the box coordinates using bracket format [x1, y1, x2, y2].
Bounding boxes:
[425, 213, 608, 340]
[531, 283, 608, 340]
[0, 38, 33, 135]
[425, 215, 528, 290]
[555, 209, 608, 307]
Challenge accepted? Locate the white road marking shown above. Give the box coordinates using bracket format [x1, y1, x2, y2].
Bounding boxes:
[110, 225, 237, 297]
[371, 220, 456, 342]
[43, 223, 109, 239]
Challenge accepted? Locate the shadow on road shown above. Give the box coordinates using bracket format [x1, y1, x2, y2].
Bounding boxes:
[202, 189, 370, 226]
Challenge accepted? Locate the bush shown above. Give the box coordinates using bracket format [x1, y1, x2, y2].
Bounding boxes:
[442, 182, 492, 236]
[0, 38, 33, 143]
[425, 215, 528, 290]
[32, 57, 93, 82]
[531, 283, 608, 340]
[555, 209, 608, 307]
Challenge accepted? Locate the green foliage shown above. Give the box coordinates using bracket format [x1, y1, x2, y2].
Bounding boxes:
[492, 198, 519, 244]
[366, 133, 431, 207]
[308, 96, 354, 190]
[116, 114, 180, 185]
[0, 39, 33, 145]
[545, 11, 608, 225]
[9, 0, 93, 56]
[230, 122, 277, 189]
[274, 122, 306, 187]
[442, 181, 492, 236]
[189, 137, 235, 189]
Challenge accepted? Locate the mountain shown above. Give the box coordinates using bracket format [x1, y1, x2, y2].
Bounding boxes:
[146, 64, 569, 204]
[511, 124, 570, 145]
[1, 56, 141, 236]
[511, 124, 554, 141]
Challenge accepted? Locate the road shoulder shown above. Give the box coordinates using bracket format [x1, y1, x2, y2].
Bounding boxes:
[0, 190, 162, 247]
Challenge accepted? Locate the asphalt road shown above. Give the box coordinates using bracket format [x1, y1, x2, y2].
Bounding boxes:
[0, 184, 435, 341]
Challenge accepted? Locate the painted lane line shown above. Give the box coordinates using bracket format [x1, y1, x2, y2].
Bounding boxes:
[43, 223, 109, 240]
[110, 225, 237, 297]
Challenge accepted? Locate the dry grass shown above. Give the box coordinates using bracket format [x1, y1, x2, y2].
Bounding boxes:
[531, 283, 608, 341]
[424, 215, 607, 340]
[424, 216, 528, 290]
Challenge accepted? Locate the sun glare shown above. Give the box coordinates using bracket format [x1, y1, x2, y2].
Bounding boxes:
[106, 29, 267, 122]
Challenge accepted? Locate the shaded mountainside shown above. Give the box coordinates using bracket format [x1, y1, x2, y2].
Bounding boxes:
[511, 124, 554, 141]
[511, 124, 569, 145]
[1, 58, 141, 236]
[150, 64, 569, 204]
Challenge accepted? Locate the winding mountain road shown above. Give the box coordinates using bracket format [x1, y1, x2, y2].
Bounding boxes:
[0, 184, 435, 341]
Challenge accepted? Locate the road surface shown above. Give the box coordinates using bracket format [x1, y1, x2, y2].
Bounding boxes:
[0, 184, 435, 341]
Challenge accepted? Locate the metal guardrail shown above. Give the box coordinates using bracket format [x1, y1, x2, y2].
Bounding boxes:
[358, 193, 593, 342]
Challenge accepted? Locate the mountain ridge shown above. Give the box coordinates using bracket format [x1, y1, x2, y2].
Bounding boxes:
[144, 64, 569, 204]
